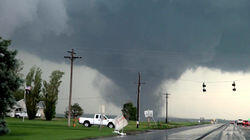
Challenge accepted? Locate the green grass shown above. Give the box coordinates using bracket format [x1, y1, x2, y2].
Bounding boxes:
[1, 118, 208, 140]
[1, 118, 115, 140]
[123, 121, 205, 132]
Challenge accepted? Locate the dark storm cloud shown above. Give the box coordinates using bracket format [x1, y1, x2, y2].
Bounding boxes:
[2, 0, 250, 116]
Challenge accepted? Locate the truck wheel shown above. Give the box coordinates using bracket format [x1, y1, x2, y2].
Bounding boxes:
[83, 121, 90, 127]
[108, 123, 114, 128]
[15, 115, 20, 118]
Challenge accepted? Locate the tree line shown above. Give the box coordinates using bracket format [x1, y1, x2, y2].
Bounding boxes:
[0, 37, 65, 135]
[11, 64, 64, 121]
[24, 66, 64, 120]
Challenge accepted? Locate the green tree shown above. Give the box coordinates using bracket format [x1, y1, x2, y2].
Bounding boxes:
[25, 66, 42, 120]
[14, 60, 24, 79]
[13, 60, 25, 101]
[42, 70, 64, 121]
[65, 103, 83, 119]
[122, 102, 137, 121]
[0, 37, 23, 135]
[13, 89, 25, 101]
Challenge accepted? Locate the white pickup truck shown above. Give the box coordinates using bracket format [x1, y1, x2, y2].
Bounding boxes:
[78, 114, 115, 128]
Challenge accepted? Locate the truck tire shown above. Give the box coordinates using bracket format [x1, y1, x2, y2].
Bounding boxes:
[107, 123, 114, 128]
[15, 115, 20, 118]
[83, 121, 91, 127]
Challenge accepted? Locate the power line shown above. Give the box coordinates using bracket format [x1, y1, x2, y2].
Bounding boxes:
[177, 78, 250, 84]
[64, 49, 82, 127]
[73, 47, 250, 57]
[58, 97, 103, 100]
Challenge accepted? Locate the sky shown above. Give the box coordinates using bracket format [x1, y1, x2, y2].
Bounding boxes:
[1, 0, 250, 120]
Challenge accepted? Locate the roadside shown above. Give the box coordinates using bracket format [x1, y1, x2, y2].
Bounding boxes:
[1, 117, 209, 140]
[123, 121, 209, 135]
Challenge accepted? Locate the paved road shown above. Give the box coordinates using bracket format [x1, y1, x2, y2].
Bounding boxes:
[240, 125, 250, 140]
[203, 124, 245, 140]
[96, 123, 250, 140]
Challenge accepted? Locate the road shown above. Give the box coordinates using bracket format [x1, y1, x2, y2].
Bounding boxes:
[96, 123, 250, 140]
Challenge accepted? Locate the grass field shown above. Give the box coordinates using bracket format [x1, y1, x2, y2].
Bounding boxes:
[124, 121, 203, 132]
[1, 118, 206, 140]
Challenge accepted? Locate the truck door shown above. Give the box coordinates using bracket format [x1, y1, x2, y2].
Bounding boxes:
[94, 114, 101, 125]
[101, 115, 108, 125]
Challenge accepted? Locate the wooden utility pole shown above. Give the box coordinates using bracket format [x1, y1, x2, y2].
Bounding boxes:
[64, 49, 82, 127]
[164, 93, 170, 123]
[136, 72, 145, 128]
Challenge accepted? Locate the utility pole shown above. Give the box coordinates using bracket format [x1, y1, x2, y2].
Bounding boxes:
[64, 49, 82, 127]
[136, 72, 145, 128]
[164, 93, 170, 123]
